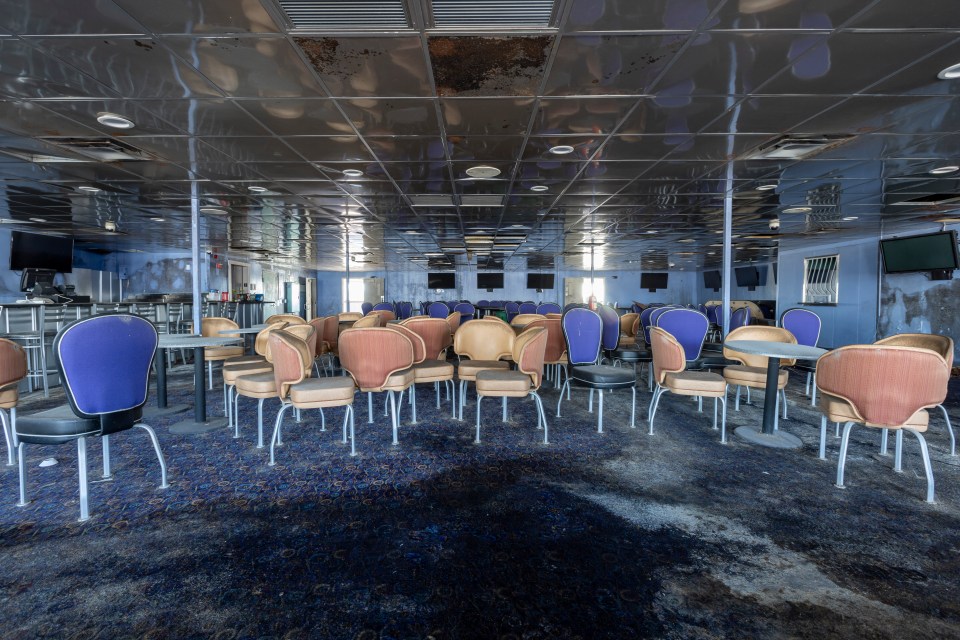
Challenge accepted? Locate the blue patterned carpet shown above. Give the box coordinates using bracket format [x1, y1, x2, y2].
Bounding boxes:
[1, 364, 959, 639]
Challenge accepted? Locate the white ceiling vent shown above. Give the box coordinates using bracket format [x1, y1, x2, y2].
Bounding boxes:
[748, 134, 854, 161]
[460, 194, 504, 207]
[39, 137, 155, 162]
[277, 0, 410, 31]
[431, 0, 557, 28]
[410, 194, 456, 207]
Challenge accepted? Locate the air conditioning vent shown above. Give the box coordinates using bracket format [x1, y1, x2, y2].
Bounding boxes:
[410, 194, 456, 207]
[39, 137, 154, 162]
[748, 134, 854, 160]
[460, 194, 504, 207]
[276, 0, 410, 31]
[431, 0, 557, 28]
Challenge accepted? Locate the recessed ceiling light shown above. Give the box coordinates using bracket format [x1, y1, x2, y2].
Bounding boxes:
[783, 206, 812, 213]
[96, 112, 135, 129]
[930, 165, 959, 175]
[342, 169, 364, 178]
[646, 230, 658, 234]
[707, 251, 716, 255]
[678, 238, 695, 243]
[937, 62, 960, 80]
[77, 185, 100, 193]
[842, 216, 859, 221]
[465, 165, 501, 179]
[247, 186, 267, 193]
[200, 207, 227, 215]
[29, 217, 46, 223]
[757, 184, 777, 191]
[549, 145, 575, 155]
[530, 185, 549, 192]
[151, 217, 165, 222]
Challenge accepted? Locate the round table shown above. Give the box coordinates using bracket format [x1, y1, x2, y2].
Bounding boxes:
[724, 340, 827, 449]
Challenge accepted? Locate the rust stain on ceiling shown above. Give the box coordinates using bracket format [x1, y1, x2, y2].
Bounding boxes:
[429, 35, 553, 97]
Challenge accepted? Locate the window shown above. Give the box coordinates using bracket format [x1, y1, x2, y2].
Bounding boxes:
[802, 255, 839, 304]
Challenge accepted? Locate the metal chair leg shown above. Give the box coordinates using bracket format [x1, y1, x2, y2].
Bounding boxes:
[389, 390, 399, 446]
[257, 398, 265, 448]
[719, 394, 728, 444]
[502, 396, 508, 422]
[475, 395, 483, 443]
[648, 387, 664, 435]
[17, 442, 28, 507]
[102, 435, 111, 479]
[268, 403, 292, 466]
[410, 384, 417, 424]
[630, 386, 636, 428]
[135, 423, 169, 489]
[77, 437, 90, 522]
[368, 391, 374, 424]
[0, 409, 13, 466]
[836, 421, 855, 489]
[908, 429, 935, 503]
[819, 415, 827, 460]
[347, 406, 356, 456]
[880, 428, 889, 456]
[937, 403, 956, 456]
[531, 392, 549, 444]
[894, 429, 904, 472]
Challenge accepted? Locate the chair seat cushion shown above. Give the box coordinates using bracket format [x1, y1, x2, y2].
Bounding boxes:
[820, 394, 929, 430]
[664, 371, 726, 397]
[0, 382, 20, 409]
[414, 359, 454, 382]
[476, 370, 532, 397]
[234, 372, 278, 397]
[457, 359, 510, 381]
[16, 404, 100, 445]
[289, 377, 355, 408]
[380, 368, 415, 392]
[723, 365, 788, 388]
[224, 362, 273, 385]
[205, 346, 244, 361]
[224, 355, 266, 367]
[570, 365, 635, 389]
[619, 335, 637, 346]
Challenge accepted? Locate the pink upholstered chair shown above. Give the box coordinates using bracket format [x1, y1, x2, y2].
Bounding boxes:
[816, 344, 950, 503]
[402, 317, 457, 416]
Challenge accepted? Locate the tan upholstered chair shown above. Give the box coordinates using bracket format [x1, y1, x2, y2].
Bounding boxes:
[816, 344, 950, 503]
[510, 313, 545, 327]
[525, 318, 568, 390]
[402, 317, 457, 417]
[223, 323, 287, 431]
[266, 313, 306, 325]
[232, 328, 288, 448]
[339, 327, 415, 445]
[0, 338, 27, 466]
[874, 333, 955, 456]
[474, 327, 550, 444]
[338, 312, 363, 322]
[723, 325, 796, 424]
[649, 327, 728, 442]
[619, 313, 639, 347]
[352, 314, 381, 328]
[445, 311, 461, 333]
[545, 312, 562, 319]
[266, 330, 356, 464]
[453, 318, 516, 420]
[201, 317, 244, 389]
[370, 309, 396, 323]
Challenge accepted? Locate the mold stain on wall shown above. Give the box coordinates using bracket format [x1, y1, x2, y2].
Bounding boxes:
[879, 273, 960, 356]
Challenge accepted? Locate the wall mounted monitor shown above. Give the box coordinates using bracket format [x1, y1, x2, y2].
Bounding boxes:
[640, 272, 668, 292]
[880, 230, 960, 275]
[735, 266, 761, 290]
[10, 231, 73, 273]
[476, 272, 504, 290]
[526, 273, 555, 290]
[427, 272, 456, 289]
[703, 270, 722, 291]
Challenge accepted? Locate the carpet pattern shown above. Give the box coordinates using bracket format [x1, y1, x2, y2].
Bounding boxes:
[1, 364, 959, 639]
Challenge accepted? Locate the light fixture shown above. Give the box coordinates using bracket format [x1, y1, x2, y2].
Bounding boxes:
[151, 217, 165, 222]
[677, 238, 695, 243]
[96, 112, 135, 129]
[29, 217, 46, 223]
[530, 185, 549, 192]
[77, 185, 101, 193]
[465, 165, 501, 179]
[342, 169, 364, 178]
[549, 145, 575, 155]
[783, 206, 812, 213]
[200, 207, 227, 215]
[646, 230, 658, 234]
[937, 62, 960, 80]
[104, 220, 117, 232]
[757, 184, 777, 191]
[247, 186, 267, 193]
[842, 216, 859, 221]
[930, 165, 959, 175]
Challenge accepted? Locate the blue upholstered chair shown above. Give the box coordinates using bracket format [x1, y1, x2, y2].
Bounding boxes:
[505, 302, 520, 322]
[730, 306, 751, 330]
[518, 302, 537, 315]
[15, 314, 169, 521]
[557, 308, 636, 432]
[373, 302, 395, 314]
[536, 302, 562, 315]
[361, 302, 374, 316]
[454, 302, 476, 323]
[780, 308, 822, 403]
[656, 308, 709, 363]
[428, 302, 450, 318]
[597, 304, 621, 361]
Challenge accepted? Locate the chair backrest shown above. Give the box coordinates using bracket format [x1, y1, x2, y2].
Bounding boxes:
[596, 304, 620, 350]
[875, 333, 954, 368]
[254, 322, 288, 356]
[536, 303, 562, 315]
[453, 318, 515, 361]
[0, 338, 27, 388]
[338, 312, 363, 322]
[515, 327, 548, 389]
[373, 302, 395, 313]
[269, 330, 312, 399]
[697, 304, 707, 316]
[201, 316, 239, 338]
[54, 314, 158, 434]
[648, 306, 673, 334]
[399, 301, 413, 319]
[370, 309, 396, 323]
[518, 302, 537, 314]
[284, 324, 317, 374]
[561, 308, 602, 366]
[353, 314, 380, 328]
[360, 302, 374, 316]
[454, 303, 475, 322]
[649, 326, 687, 386]
[266, 313, 306, 325]
[730, 307, 751, 330]
[639, 307, 657, 345]
[706, 304, 722, 326]
[308, 318, 326, 355]
[723, 325, 797, 368]
[780, 308, 821, 347]
[428, 302, 450, 318]
[322, 315, 339, 351]
[655, 308, 709, 361]
[504, 302, 520, 321]
[476, 299, 489, 308]
[445, 311, 461, 332]
[510, 313, 545, 327]
[387, 323, 426, 364]
[339, 328, 414, 391]
[619, 312, 639, 337]
[817, 345, 949, 426]
[401, 317, 451, 359]
[525, 318, 565, 363]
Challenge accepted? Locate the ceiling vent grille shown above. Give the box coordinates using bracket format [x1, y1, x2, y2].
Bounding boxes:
[460, 194, 504, 207]
[277, 0, 410, 31]
[410, 194, 456, 207]
[748, 134, 854, 160]
[39, 137, 154, 162]
[431, 0, 557, 28]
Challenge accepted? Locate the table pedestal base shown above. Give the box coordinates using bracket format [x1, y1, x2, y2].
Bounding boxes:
[735, 426, 803, 449]
[169, 417, 228, 435]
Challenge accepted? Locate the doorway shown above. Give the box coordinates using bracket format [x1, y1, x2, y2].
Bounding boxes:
[342, 277, 384, 313]
[228, 261, 251, 298]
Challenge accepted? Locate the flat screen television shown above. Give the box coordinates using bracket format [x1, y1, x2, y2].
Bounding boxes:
[10, 231, 73, 273]
[476, 272, 504, 290]
[428, 272, 456, 289]
[735, 266, 761, 290]
[640, 272, 668, 292]
[703, 270, 722, 291]
[880, 230, 960, 275]
[526, 273, 555, 290]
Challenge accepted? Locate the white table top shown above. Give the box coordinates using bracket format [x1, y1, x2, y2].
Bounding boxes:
[217, 324, 267, 335]
[158, 335, 241, 348]
[725, 340, 826, 361]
